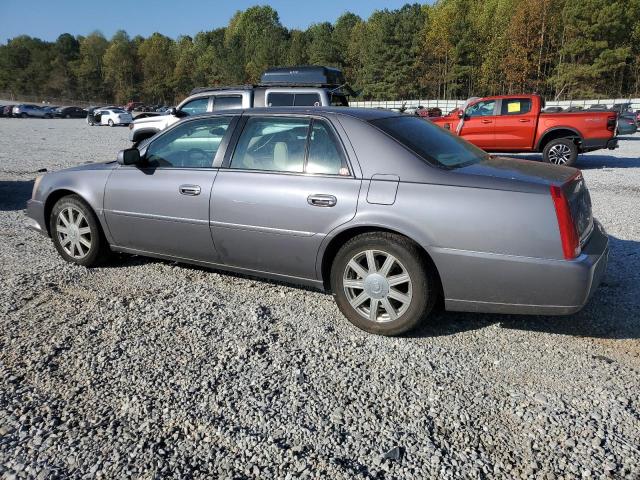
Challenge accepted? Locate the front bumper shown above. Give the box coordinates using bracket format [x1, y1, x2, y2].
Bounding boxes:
[25, 199, 48, 236]
[436, 221, 609, 315]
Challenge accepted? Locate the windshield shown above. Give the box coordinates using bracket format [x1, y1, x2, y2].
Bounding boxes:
[370, 116, 488, 169]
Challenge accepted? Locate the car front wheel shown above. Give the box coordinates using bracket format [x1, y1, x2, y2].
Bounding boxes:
[50, 195, 108, 267]
[108, 119, 114, 127]
[330, 232, 437, 336]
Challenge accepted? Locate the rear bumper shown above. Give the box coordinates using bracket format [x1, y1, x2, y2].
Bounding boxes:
[25, 199, 48, 236]
[581, 137, 618, 152]
[434, 221, 609, 315]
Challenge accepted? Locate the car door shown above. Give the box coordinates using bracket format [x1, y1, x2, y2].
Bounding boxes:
[210, 115, 360, 279]
[458, 99, 497, 149]
[103, 116, 236, 263]
[493, 98, 537, 150]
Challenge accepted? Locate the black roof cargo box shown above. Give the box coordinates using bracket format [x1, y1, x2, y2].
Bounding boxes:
[260, 66, 345, 87]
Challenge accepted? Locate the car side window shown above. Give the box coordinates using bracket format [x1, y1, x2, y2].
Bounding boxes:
[145, 117, 231, 168]
[180, 97, 209, 116]
[213, 96, 243, 111]
[306, 121, 349, 175]
[500, 99, 532, 115]
[466, 100, 496, 117]
[230, 117, 310, 173]
[294, 93, 321, 107]
[267, 93, 295, 107]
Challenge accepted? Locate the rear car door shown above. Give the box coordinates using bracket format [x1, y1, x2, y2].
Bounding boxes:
[210, 114, 360, 279]
[459, 99, 497, 149]
[493, 98, 537, 150]
[104, 116, 236, 263]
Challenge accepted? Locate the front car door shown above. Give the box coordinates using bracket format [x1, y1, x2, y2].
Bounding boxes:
[458, 99, 497, 149]
[104, 116, 236, 263]
[210, 114, 360, 280]
[492, 97, 537, 150]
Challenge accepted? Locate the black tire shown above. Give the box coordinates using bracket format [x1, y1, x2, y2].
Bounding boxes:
[20, 113, 27, 118]
[49, 195, 109, 267]
[65, 114, 71, 119]
[542, 138, 578, 167]
[330, 232, 437, 336]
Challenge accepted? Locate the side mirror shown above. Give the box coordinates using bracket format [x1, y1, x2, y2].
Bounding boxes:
[170, 107, 187, 118]
[117, 148, 140, 165]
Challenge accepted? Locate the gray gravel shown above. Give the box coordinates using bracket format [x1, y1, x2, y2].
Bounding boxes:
[1, 118, 639, 479]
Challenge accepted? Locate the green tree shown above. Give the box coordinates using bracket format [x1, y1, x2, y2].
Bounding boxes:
[225, 6, 287, 82]
[103, 30, 137, 103]
[137, 33, 176, 103]
[74, 32, 109, 101]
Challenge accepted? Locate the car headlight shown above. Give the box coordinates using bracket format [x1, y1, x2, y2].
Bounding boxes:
[32, 175, 43, 199]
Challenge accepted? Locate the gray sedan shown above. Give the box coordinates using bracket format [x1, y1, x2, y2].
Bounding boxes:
[26, 108, 609, 336]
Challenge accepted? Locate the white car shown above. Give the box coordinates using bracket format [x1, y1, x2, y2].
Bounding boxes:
[88, 108, 133, 127]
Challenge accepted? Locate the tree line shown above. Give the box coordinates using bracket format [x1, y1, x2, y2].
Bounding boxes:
[0, 0, 638, 105]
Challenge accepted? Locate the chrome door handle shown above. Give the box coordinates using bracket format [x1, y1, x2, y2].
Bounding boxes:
[481, 119, 492, 124]
[307, 194, 337, 207]
[179, 184, 201, 196]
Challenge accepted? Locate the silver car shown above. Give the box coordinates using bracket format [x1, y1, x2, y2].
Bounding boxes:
[26, 108, 609, 336]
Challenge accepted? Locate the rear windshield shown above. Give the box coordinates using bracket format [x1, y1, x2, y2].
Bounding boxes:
[370, 116, 488, 169]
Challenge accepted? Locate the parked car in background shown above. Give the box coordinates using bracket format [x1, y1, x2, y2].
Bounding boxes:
[125, 101, 145, 112]
[587, 104, 608, 110]
[87, 108, 133, 126]
[2, 105, 13, 117]
[429, 94, 618, 166]
[55, 106, 88, 118]
[636, 110, 640, 126]
[12, 104, 53, 118]
[543, 106, 564, 113]
[0, 105, 8, 117]
[130, 65, 353, 143]
[617, 115, 638, 135]
[27, 107, 608, 336]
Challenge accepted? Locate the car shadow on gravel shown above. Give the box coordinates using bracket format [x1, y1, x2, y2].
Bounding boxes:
[413, 236, 640, 341]
[0, 180, 34, 211]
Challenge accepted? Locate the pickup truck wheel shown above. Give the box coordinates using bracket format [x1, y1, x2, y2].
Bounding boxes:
[330, 232, 437, 336]
[543, 138, 578, 167]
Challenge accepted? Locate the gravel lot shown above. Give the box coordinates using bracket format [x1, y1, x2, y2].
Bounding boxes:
[1, 118, 639, 479]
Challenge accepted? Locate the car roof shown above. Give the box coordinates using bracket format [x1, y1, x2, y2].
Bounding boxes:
[189, 106, 400, 121]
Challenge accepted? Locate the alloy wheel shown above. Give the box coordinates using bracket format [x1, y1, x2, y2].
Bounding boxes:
[547, 144, 572, 165]
[343, 249, 412, 323]
[56, 206, 92, 259]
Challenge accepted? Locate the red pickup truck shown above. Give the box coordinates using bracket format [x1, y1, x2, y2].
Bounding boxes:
[430, 95, 618, 166]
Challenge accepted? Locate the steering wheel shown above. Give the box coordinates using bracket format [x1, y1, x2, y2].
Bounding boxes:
[187, 148, 209, 167]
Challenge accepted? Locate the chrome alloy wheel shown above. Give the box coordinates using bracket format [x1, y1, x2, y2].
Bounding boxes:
[56, 206, 92, 259]
[343, 249, 413, 323]
[547, 143, 572, 165]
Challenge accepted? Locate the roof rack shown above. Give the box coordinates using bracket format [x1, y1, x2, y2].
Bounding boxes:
[259, 66, 345, 87]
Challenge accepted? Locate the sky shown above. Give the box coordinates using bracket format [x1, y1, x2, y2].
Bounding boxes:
[0, 0, 418, 42]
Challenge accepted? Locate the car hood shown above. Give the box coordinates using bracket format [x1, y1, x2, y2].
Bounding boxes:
[454, 155, 577, 187]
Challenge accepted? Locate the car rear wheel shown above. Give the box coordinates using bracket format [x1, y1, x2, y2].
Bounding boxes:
[20, 113, 27, 118]
[50, 195, 109, 267]
[543, 138, 578, 167]
[65, 114, 71, 119]
[108, 119, 114, 127]
[330, 232, 437, 336]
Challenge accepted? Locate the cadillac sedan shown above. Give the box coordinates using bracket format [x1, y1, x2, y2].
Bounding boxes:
[26, 108, 608, 336]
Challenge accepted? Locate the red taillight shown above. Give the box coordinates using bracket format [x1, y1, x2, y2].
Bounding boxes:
[550, 183, 580, 260]
[606, 115, 617, 131]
